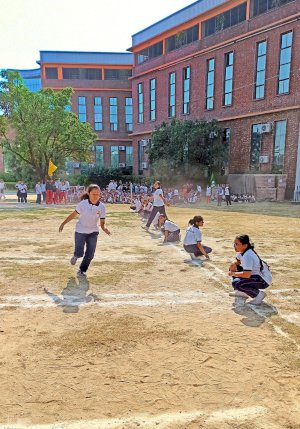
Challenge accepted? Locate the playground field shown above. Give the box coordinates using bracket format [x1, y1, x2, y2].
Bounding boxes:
[0, 202, 299, 429]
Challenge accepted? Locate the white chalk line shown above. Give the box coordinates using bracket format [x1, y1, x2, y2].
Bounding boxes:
[0, 406, 268, 429]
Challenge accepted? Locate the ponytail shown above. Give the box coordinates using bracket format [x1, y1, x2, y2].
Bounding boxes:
[235, 234, 264, 271]
[188, 215, 204, 227]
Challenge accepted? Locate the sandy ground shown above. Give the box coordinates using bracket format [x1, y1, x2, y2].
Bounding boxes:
[0, 202, 299, 429]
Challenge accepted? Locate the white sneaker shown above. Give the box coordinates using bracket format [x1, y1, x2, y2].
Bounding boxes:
[77, 270, 86, 277]
[141, 226, 149, 232]
[249, 291, 266, 305]
[229, 291, 249, 299]
[70, 256, 78, 265]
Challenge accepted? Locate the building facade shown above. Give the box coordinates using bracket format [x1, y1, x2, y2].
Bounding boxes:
[39, 51, 134, 173]
[129, 0, 300, 198]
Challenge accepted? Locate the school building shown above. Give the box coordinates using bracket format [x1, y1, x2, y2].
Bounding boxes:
[2, 0, 300, 199]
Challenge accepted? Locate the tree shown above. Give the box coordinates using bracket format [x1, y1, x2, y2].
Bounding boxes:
[0, 71, 96, 180]
[149, 119, 227, 181]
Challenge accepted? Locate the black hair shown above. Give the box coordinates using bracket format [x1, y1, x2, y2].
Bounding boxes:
[80, 184, 101, 201]
[155, 181, 161, 188]
[235, 234, 267, 271]
[188, 216, 204, 228]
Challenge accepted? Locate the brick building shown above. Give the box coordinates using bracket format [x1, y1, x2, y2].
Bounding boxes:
[129, 0, 300, 198]
[39, 51, 134, 173]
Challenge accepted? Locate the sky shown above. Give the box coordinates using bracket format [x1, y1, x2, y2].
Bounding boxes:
[1, 0, 195, 69]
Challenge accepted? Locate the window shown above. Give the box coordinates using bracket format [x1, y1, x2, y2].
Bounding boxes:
[95, 146, 104, 168]
[125, 97, 133, 132]
[168, 72, 176, 117]
[62, 68, 102, 80]
[254, 41, 267, 100]
[183, 67, 191, 114]
[251, 0, 294, 18]
[273, 120, 287, 172]
[206, 58, 215, 110]
[278, 31, 293, 95]
[110, 146, 119, 168]
[104, 69, 132, 80]
[45, 68, 58, 79]
[223, 52, 234, 106]
[138, 140, 146, 174]
[166, 25, 199, 52]
[94, 97, 103, 131]
[250, 124, 264, 170]
[126, 146, 133, 167]
[203, 3, 246, 37]
[78, 96, 87, 122]
[149, 79, 156, 121]
[109, 98, 118, 131]
[137, 41, 163, 64]
[138, 83, 144, 123]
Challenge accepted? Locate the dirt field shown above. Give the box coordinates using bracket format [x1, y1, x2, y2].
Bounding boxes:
[0, 201, 299, 429]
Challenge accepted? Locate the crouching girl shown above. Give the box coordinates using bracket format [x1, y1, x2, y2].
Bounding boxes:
[158, 214, 181, 242]
[229, 234, 272, 305]
[59, 184, 110, 277]
[183, 216, 212, 260]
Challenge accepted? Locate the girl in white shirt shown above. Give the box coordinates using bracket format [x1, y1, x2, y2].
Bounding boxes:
[158, 214, 180, 242]
[183, 216, 212, 259]
[143, 181, 170, 231]
[228, 234, 271, 305]
[59, 184, 110, 276]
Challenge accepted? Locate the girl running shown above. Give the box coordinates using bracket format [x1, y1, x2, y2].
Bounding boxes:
[183, 216, 212, 260]
[228, 234, 272, 305]
[59, 184, 110, 276]
[143, 181, 170, 232]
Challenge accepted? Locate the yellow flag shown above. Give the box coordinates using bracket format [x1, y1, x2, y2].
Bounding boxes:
[48, 160, 57, 177]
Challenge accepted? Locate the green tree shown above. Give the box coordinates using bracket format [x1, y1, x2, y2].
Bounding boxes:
[149, 119, 227, 180]
[0, 71, 96, 180]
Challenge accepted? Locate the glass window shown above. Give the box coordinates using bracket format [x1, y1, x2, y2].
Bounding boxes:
[250, 124, 264, 170]
[252, 0, 294, 17]
[166, 25, 199, 53]
[206, 58, 215, 110]
[183, 66, 190, 115]
[254, 41, 267, 100]
[104, 69, 132, 80]
[63, 68, 102, 80]
[149, 78, 156, 121]
[168, 72, 176, 118]
[126, 146, 133, 167]
[203, 3, 246, 37]
[273, 120, 287, 172]
[95, 146, 104, 168]
[110, 146, 119, 168]
[137, 41, 163, 64]
[125, 97, 133, 132]
[138, 83, 144, 123]
[78, 96, 87, 122]
[223, 52, 234, 106]
[94, 97, 103, 131]
[278, 31, 293, 95]
[45, 68, 58, 79]
[109, 98, 118, 131]
[138, 140, 145, 173]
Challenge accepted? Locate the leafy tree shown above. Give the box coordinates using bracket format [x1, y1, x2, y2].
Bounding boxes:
[149, 119, 227, 180]
[0, 71, 96, 180]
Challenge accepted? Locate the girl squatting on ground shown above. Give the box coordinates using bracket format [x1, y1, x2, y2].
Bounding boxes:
[158, 214, 181, 243]
[183, 216, 212, 260]
[59, 184, 110, 276]
[228, 234, 272, 305]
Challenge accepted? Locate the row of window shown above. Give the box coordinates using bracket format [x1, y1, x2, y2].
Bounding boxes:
[94, 145, 133, 168]
[136, 0, 294, 64]
[45, 67, 132, 81]
[78, 96, 133, 132]
[137, 31, 293, 121]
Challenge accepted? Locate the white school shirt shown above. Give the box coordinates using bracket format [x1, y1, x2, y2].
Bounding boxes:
[236, 249, 261, 276]
[164, 220, 179, 232]
[183, 226, 202, 245]
[75, 199, 106, 234]
[35, 184, 42, 194]
[153, 189, 164, 207]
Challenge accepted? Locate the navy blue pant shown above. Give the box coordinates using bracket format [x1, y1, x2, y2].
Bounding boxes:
[184, 244, 212, 256]
[232, 275, 268, 298]
[146, 206, 166, 228]
[74, 231, 99, 273]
